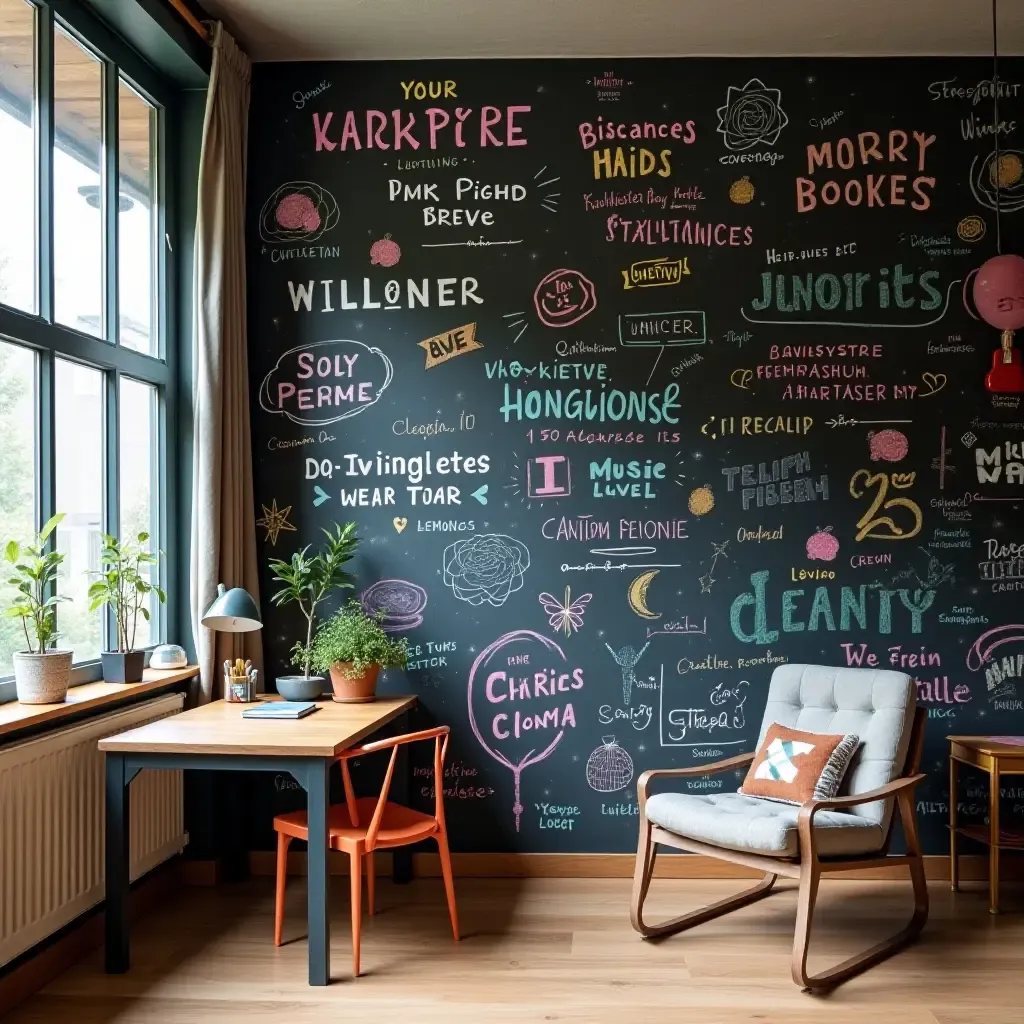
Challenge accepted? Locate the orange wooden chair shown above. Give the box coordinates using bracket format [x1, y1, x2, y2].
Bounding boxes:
[272, 725, 459, 976]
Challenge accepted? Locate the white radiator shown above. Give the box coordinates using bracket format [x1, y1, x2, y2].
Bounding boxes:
[0, 693, 187, 967]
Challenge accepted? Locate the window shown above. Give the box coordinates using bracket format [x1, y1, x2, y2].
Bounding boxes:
[0, 0, 36, 314]
[0, 0, 177, 699]
[0, 341, 38, 676]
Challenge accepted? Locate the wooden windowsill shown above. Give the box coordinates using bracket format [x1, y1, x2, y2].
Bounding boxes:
[0, 667, 199, 741]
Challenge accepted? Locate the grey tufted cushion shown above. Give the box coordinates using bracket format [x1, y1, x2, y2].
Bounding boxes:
[645, 791, 885, 857]
[756, 664, 916, 832]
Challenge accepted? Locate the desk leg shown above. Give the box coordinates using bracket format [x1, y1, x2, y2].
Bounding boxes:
[304, 760, 331, 984]
[105, 754, 137, 973]
[989, 760, 1000, 915]
[949, 756, 959, 892]
[392, 709, 413, 885]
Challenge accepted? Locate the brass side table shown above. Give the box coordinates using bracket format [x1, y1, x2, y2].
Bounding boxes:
[948, 735, 1024, 914]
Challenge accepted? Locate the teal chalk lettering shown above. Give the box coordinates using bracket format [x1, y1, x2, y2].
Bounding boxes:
[808, 586, 836, 631]
[730, 570, 780, 644]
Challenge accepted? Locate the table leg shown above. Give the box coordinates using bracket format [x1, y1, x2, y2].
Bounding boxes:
[304, 760, 332, 984]
[989, 760, 1000, 915]
[105, 754, 137, 973]
[949, 756, 959, 892]
[392, 709, 413, 885]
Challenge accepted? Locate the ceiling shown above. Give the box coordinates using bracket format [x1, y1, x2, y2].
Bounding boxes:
[197, 0, 1024, 62]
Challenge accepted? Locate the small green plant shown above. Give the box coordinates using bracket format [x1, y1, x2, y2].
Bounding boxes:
[308, 600, 408, 679]
[3, 513, 68, 654]
[87, 532, 166, 653]
[268, 522, 359, 678]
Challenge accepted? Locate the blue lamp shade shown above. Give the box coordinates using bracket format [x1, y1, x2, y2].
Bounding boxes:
[201, 584, 262, 632]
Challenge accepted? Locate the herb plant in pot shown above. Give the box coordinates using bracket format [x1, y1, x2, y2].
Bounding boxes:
[3, 514, 73, 704]
[268, 522, 358, 701]
[87, 532, 166, 683]
[309, 600, 408, 703]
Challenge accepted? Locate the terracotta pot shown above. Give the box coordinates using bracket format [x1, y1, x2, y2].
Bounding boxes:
[328, 662, 380, 703]
[13, 650, 72, 704]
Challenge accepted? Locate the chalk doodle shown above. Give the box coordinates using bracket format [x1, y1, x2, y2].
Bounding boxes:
[966, 625, 1024, 700]
[360, 579, 428, 632]
[850, 469, 923, 542]
[826, 416, 913, 429]
[932, 426, 955, 489]
[920, 372, 947, 397]
[627, 569, 661, 619]
[688, 485, 715, 517]
[256, 499, 296, 546]
[868, 429, 909, 463]
[892, 548, 956, 590]
[585, 736, 634, 792]
[538, 586, 592, 636]
[467, 630, 575, 830]
[969, 149, 1024, 213]
[259, 181, 339, 243]
[443, 534, 531, 606]
[259, 339, 394, 426]
[957, 215, 986, 242]
[805, 526, 839, 561]
[503, 310, 530, 345]
[369, 233, 402, 267]
[698, 539, 729, 593]
[535, 165, 560, 213]
[533, 269, 598, 328]
[716, 78, 789, 151]
[606, 641, 650, 706]
[590, 546, 658, 557]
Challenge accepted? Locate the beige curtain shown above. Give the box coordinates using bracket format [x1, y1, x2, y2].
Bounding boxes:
[190, 23, 263, 702]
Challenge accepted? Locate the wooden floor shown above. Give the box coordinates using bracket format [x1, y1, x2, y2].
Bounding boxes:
[7, 875, 1023, 1023]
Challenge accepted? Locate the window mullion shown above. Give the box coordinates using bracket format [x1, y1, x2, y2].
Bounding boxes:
[37, 1, 54, 323]
[37, 348, 56, 532]
[105, 368, 120, 652]
[104, 57, 118, 344]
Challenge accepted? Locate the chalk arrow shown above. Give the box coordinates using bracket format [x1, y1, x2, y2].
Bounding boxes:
[312, 485, 330, 507]
[470, 484, 488, 505]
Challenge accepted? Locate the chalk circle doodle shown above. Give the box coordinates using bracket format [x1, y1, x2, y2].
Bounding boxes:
[533, 269, 597, 328]
[957, 215, 986, 243]
[443, 534, 530, 607]
[259, 338, 394, 426]
[468, 630, 569, 830]
[716, 78, 788, 151]
[970, 150, 1024, 213]
[586, 736, 634, 793]
[538, 586, 592, 636]
[868, 429, 909, 462]
[360, 579, 427, 632]
[259, 181, 340, 243]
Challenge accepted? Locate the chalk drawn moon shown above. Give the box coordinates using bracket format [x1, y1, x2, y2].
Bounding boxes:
[627, 570, 661, 619]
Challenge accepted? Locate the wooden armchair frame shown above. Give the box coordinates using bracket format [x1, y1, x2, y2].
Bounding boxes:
[630, 707, 928, 991]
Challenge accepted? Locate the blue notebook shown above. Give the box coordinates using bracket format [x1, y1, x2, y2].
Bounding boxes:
[241, 701, 318, 719]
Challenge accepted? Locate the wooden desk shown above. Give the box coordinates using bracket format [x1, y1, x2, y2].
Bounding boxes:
[948, 735, 1024, 914]
[99, 694, 417, 985]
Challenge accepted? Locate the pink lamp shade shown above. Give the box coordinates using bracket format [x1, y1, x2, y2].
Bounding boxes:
[974, 254, 1024, 331]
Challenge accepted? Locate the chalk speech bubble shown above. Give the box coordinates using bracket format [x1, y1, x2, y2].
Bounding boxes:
[259, 338, 393, 426]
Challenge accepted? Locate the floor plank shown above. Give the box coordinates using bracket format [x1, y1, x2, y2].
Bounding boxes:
[6, 877, 1022, 1023]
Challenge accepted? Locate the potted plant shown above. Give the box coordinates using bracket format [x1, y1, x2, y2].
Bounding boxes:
[308, 599, 409, 703]
[87, 532, 166, 683]
[3, 514, 73, 704]
[268, 521, 358, 700]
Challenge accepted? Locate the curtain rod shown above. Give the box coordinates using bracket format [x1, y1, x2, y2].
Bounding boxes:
[167, 0, 210, 43]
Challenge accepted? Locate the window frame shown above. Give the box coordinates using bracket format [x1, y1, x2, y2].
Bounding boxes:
[0, 0, 180, 700]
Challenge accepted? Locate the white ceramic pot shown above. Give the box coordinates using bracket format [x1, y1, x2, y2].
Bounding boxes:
[12, 650, 73, 704]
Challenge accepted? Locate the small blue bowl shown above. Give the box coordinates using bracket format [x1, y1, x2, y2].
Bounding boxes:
[275, 675, 326, 701]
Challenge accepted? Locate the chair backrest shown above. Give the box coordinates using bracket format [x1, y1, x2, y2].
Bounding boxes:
[757, 664, 917, 830]
[338, 726, 450, 851]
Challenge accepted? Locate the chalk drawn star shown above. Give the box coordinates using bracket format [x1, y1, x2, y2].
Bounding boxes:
[256, 500, 296, 546]
[699, 574, 715, 593]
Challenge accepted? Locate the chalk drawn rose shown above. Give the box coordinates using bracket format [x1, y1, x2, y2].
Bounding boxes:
[716, 78, 788, 151]
[259, 181, 340, 243]
[443, 534, 530, 607]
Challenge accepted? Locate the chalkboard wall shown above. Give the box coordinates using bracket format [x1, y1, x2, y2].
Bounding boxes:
[246, 58, 1024, 853]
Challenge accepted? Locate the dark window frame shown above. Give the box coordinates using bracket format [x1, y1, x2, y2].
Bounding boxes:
[0, 0, 182, 701]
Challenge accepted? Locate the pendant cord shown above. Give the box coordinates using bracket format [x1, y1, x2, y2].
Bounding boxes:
[993, 0, 1002, 254]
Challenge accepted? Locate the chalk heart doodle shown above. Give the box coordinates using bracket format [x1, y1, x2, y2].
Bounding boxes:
[443, 533, 530, 606]
[259, 181, 339, 244]
[467, 630, 582, 830]
[716, 78, 789, 151]
[259, 339, 393, 426]
[920, 372, 947, 396]
[533, 269, 597, 328]
[393, 517, 408, 533]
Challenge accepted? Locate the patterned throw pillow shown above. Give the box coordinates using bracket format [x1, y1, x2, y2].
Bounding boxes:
[739, 723, 860, 805]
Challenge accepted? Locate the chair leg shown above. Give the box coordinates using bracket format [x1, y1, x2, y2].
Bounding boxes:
[365, 852, 375, 916]
[350, 852, 362, 978]
[436, 831, 460, 941]
[792, 793, 930, 992]
[273, 832, 292, 947]
[630, 818, 777, 939]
